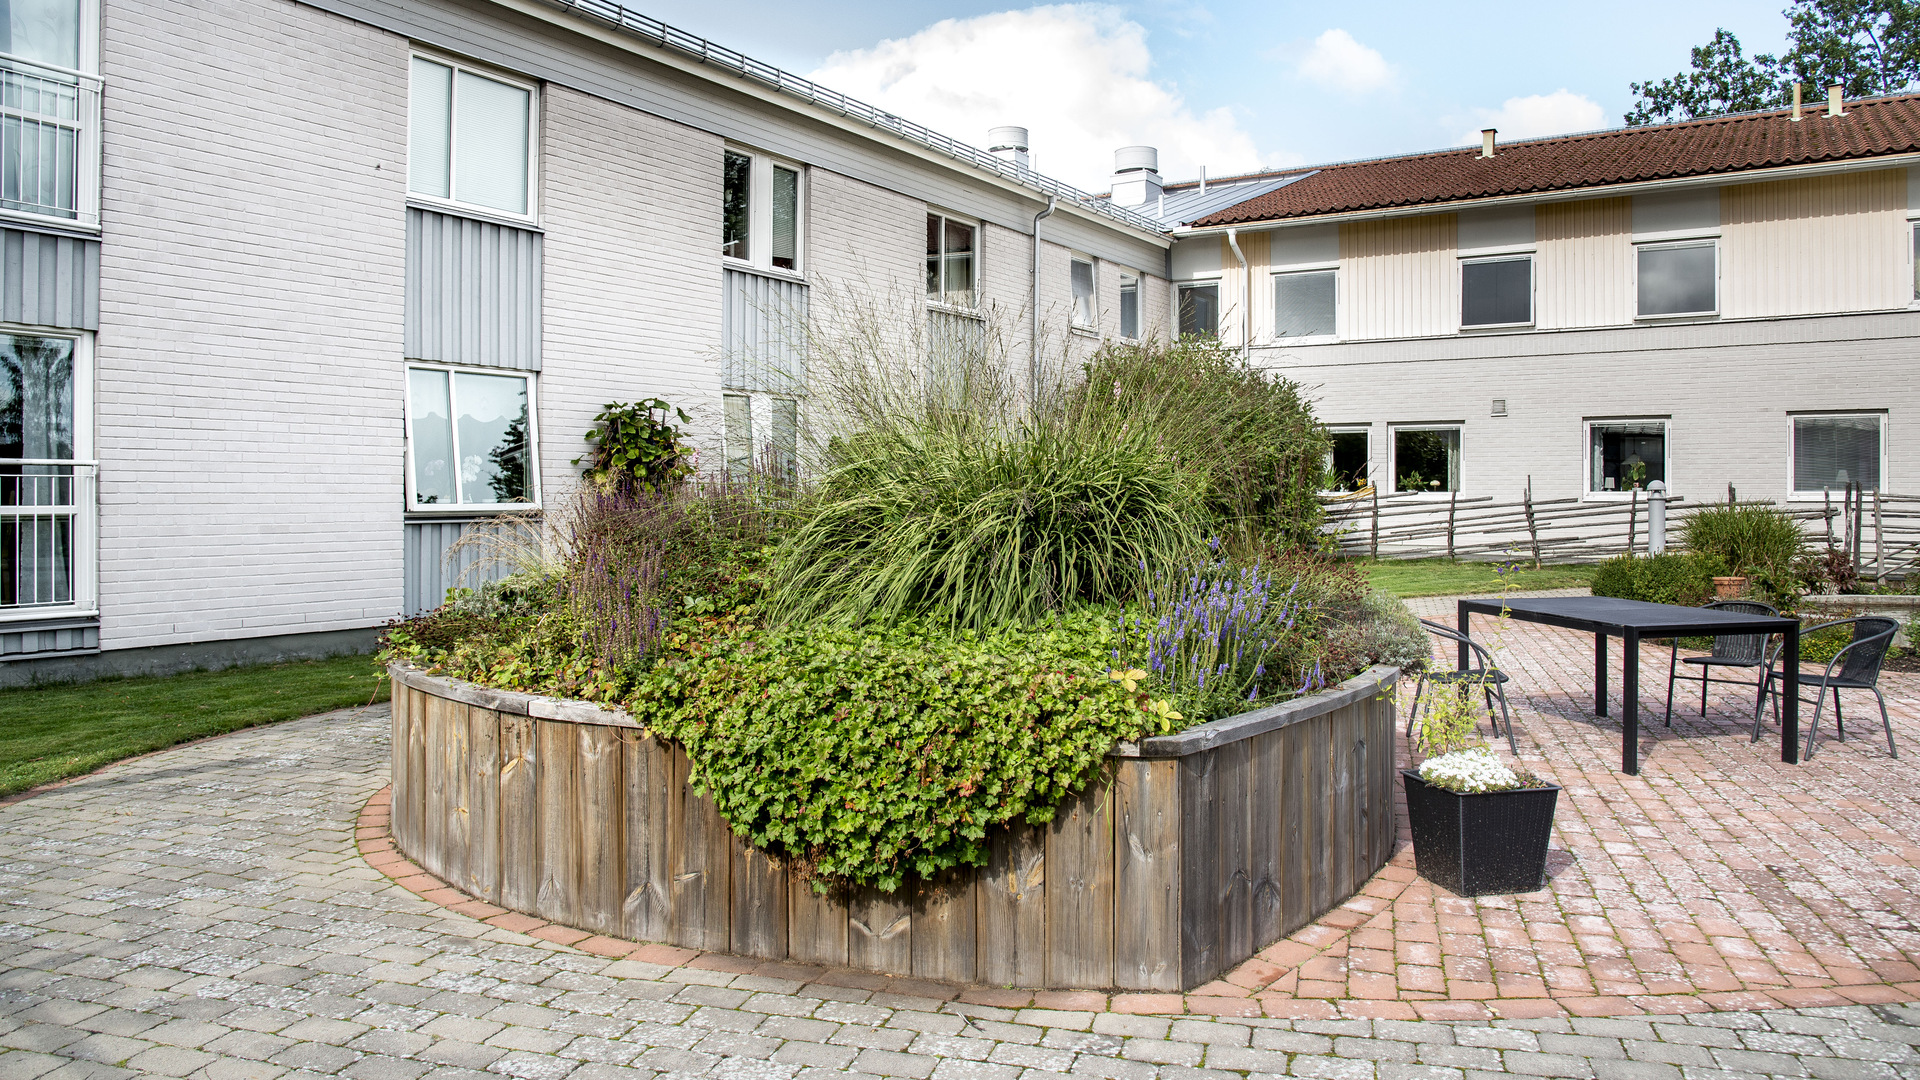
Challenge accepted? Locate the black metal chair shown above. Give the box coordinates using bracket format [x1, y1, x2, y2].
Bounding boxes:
[1754, 616, 1899, 759]
[1408, 619, 1518, 755]
[1662, 600, 1779, 726]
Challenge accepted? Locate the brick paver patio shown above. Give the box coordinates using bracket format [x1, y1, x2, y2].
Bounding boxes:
[7, 600, 1920, 1078]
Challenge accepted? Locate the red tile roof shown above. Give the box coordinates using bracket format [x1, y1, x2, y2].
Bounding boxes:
[1185, 93, 1920, 229]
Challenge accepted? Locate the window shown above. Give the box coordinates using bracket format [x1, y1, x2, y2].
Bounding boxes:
[725, 151, 803, 272]
[1070, 257, 1095, 327]
[925, 213, 975, 306]
[1392, 427, 1461, 493]
[1461, 256, 1531, 327]
[723, 393, 798, 481]
[1636, 240, 1716, 317]
[1792, 413, 1882, 493]
[723, 393, 753, 481]
[1274, 269, 1335, 338]
[1325, 428, 1368, 492]
[0, 330, 92, 612]
[409, 55, 535, 219]
[1118, 274, 1139, 339]
[406, 366, 536, 508]
[0, 0, 99, 225]
[1587, 421, 1667, 494]
[1912, 222, 1918, 300]
[1178, 282, 1219, 338]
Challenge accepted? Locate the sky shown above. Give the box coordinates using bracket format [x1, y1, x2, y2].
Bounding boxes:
[624, 0, 1794, 192]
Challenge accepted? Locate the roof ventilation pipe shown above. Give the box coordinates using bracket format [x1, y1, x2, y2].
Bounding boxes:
[1480, 128, 1497, 158]
[988, 125, 1030, 171]
[1828, 84, 1847, 116]
[1111, 145, 1163, 207]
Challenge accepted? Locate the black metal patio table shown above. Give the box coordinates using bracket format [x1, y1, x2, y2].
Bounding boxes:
[1456, 596, 1800, 775]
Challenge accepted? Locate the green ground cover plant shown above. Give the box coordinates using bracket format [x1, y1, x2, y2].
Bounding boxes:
[0, 655, 387, 798]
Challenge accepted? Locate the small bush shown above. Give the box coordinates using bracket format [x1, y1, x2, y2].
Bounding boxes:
[630, 611, 1163, 892]
[1680, 505, 1805, 577]
[1590, 552, 1720, 607]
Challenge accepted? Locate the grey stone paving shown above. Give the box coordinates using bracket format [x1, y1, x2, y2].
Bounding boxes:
[3, 706, 1920, 1079]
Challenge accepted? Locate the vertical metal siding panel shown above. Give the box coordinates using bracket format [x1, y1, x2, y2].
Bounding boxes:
[1537, 198, 1630, 330]
[0, 228, 95, 331]
[19, 231, 40, 326]
[525, 232, 542, 370]
[0, 230, 21, 327]
[405, 207, 543, 368]
[1339, 216, 1455, 341]
[79, 237, 98, 330]
[1724, 170, 1904, 319]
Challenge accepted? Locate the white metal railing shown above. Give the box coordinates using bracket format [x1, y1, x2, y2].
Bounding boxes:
[0, 52, 101, 228]
[0, 461, 96, 617]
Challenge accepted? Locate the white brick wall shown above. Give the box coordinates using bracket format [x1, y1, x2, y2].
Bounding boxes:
[538, 85, 726, 494]
[96, 0, 409, 650]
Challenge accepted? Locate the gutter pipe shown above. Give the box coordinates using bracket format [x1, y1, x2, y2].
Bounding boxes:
[1226, 227, 1249, 363]
[1031, 195, 1057, 408]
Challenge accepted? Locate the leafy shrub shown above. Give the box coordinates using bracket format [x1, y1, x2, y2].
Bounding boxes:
[1590, 552, 1720, 607]
[1068, 339, 1329, 547]
[765, 420, 1206, 631]
[574, 398, 694, 493]
[630, 611, 1164, 892]
[1680, 505, 1805, 577]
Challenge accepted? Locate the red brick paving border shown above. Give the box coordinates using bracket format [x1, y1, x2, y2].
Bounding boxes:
[356, 610, 1920, 1019]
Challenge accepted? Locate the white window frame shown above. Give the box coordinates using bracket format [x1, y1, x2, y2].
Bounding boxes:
[403, 362, 542, 513]
[1117, 271, 1140, 340]
[1069, 253, 1097, 330]
[1633, 237, 1719, 320]
[1787, 411, 1887, 500]
[1908, 218, 1919, 305]
[1321, 424, 1370, 494]
[1387, 423, 1464, 496]
[1581, 418, 1671, 501]
[1270, 264, 1339, 343]
[925, 209, 978, 311]
[1458, 253, 1534, 330]
[725, 147, 806, 278]
[0, 0, 102, 231]
[0, 325, 95, 619]
[1177, 278, 1222, 338]
[408, 50, 540, 226]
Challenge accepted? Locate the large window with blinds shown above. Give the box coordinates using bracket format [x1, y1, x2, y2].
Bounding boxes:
[725, 149, 803, 273]
[1273, 269, 1335, 339]
[1178, 282, 1219, 338]
[409, 54, 537, 220]
[1792, 413, 1882, 495]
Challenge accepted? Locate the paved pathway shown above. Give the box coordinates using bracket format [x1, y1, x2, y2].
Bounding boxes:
[3, 638, 1920, 1077]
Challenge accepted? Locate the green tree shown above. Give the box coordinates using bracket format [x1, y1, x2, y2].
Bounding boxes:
[1626, 1, 1920, 126]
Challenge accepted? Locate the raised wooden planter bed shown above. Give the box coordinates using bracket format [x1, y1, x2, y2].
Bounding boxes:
[388, 662, 1399, 991]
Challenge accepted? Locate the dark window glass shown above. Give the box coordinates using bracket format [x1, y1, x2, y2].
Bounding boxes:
[0, 333, 71, 461]
[1119, 278, 1139, 339]
[1637, 242, 1716, 316]
[771, 165, 798, 270]
[1327, 431, 1367, 491]
[722, 151, 751, 260]
[1394, 428, 1460, 492]
[1794, 415, 1881, 491]
[1461, 257, 1531, 326]
[1274, 270, 1335, 337]
[1178, 283, 1218, 338]
[1588, 423, 1665, 492]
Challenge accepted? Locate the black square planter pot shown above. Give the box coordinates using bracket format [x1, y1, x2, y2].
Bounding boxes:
[1401, 770, 1561, 897]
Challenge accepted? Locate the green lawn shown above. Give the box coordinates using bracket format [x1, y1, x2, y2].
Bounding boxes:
[0, 654, 390, 798]
[1361, 558, 1597, 599]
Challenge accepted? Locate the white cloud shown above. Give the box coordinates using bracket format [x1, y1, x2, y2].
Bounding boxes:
[1295, 29, 1394, 93]
[807, 5, 1266, 192]
[1456, 90, 1607, 146]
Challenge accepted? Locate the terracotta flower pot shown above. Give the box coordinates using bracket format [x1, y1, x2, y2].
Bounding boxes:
[1713, 575, 1749, 600]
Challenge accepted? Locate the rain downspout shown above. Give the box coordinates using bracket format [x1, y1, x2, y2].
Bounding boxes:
[1226, 227, 1249, 363]
[1030, 195, 1057, 407]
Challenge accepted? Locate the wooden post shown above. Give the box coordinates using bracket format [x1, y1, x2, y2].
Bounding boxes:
[1824, 488, 1834, 547]
[1728, 482, 1735, 507]
[1875, 488, 1884, 582]
[1370, 485, 1379, 560]
[1446, 490, 1457, 561]
[1628, 488, 1639, 556]
[1855, 482, 1866, 568]
[1524, 477, 1540, 569]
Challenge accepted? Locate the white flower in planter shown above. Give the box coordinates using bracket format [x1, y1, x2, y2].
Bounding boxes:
[1418, 745, 1523, 794]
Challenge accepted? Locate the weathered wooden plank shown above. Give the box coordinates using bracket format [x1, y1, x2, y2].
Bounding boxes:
[1375, 696, 1398, 872]
[1216, 739, 1253, 970]
[976, 823, 1045, 987]
[535, 720, 580, 926]
[1330, 707, 1357, 903]
[911, 867, 975, 983]
[498, 714, 538, 912]
[732, 841, 789, 960]
[389, 677, 411, 850]
[621, 732, 674, 942]
[848, 884, 913, 974]
[420, 691, 450, 882]
[406, 687, 428, 859]
[1308, 713, 1333, 919]
[669, 746, 732, 951]
[1249, 730, 1284, 950]
[1113, 758, 1180, 991]
[1179, 749, 1220, 990]
[576, 724, 624, 937]
[1279, 720, 1310, 937]
[787, 874, 848, 967]
[1045, 779, 1114, 989]
[442, 694, 472, 894]
[466, 705, 501, 900]
[1348, 705, 1374, 892]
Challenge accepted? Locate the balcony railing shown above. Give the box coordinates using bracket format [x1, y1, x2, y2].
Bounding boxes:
[0, 461, 96, 617]
[0, 52, 100, 228]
